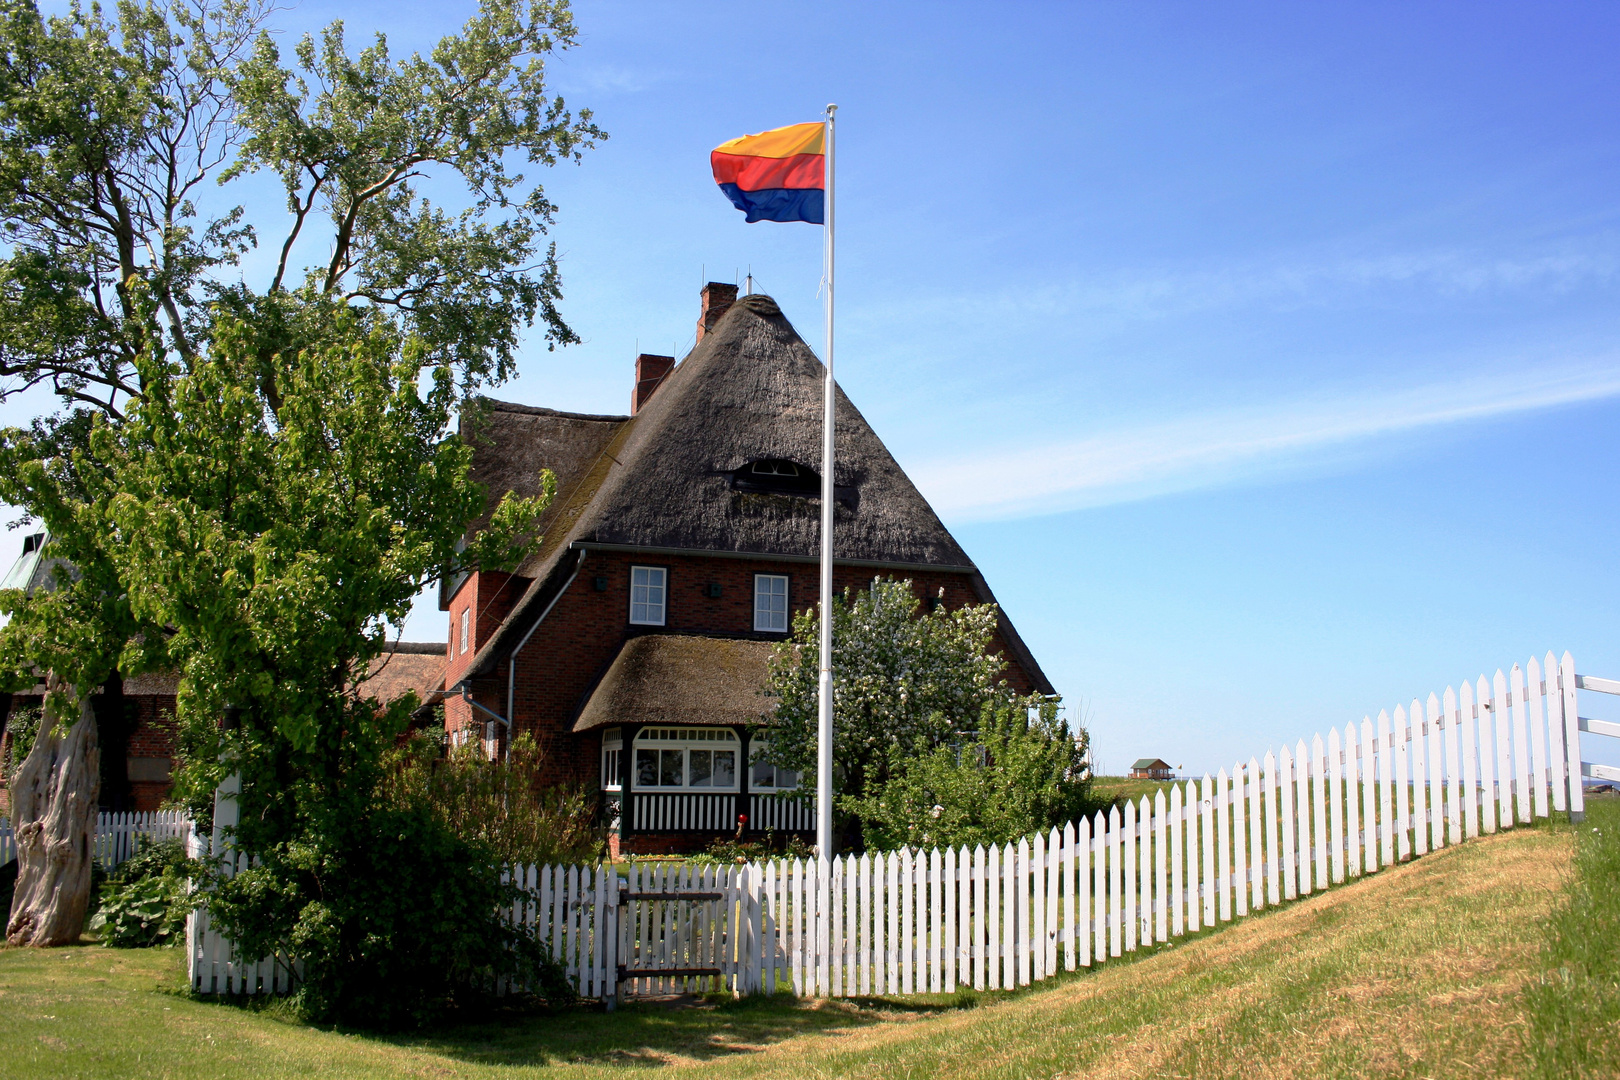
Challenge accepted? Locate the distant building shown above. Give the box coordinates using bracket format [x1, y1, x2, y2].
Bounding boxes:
[1129, 757, 1175, 780]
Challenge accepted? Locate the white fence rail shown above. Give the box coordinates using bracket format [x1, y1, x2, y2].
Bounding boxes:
[186, 649, 1611, 1002]
[0, 809, 192, 870]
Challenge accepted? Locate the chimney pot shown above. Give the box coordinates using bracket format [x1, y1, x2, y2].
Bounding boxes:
[632, 353, 675, 415]
[697, 281, 738, 343]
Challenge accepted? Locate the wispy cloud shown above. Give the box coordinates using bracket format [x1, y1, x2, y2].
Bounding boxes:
[885, 244, 1620, 334]
[912, 361, 1620, 521]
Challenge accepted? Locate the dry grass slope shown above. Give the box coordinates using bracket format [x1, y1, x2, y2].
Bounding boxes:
[0, 820, 1575, 1080]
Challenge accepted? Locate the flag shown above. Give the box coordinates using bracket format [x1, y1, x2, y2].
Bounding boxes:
[711, 121, 825, 224]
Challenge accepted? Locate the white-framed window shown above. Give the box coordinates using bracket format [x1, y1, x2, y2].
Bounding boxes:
[754, 574, 788, 632]
[459, 607, 470, 654]
[601, 727, 623, 791]
[629, 565, 666, 625]
[632, 727, 737, 790]
[749, 738, 800, 791]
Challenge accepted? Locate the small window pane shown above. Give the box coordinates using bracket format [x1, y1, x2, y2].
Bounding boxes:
[689, 749, 713, 787]
[752, 758, 776, 788]
[754, 574, 788, 632]
[630, 566, 666, 625]
[636, 748, 658, 787]
[775, 767, 798, 790]
[713, 750, 735, 787]
[659, 748, 683, 787]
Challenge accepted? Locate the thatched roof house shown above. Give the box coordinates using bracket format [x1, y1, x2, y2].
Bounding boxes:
[443, 283, 1053, 855]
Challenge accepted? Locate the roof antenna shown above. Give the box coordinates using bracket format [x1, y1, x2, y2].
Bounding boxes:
[745, 265, 754, 295]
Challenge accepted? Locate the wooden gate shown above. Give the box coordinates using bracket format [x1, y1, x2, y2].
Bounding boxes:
[612, 863, 770, 1002]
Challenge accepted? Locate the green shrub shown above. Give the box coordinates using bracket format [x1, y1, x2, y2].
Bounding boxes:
[90, 837, 194, 947]
[207, 801, 574, 1029]
[385, 731, 604, 867]
[694, 830, 813, 866]
[846, 698, 1097, 852]
[764, 577, 1092, 851]
[4, 704, 40, 782]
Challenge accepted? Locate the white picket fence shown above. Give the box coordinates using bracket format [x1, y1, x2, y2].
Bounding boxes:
[186, 833, 301, 995]
[186, 649, 1617, 1002]
[0, 809, 192, 870]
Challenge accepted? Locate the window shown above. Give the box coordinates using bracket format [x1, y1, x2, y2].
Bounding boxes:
[749, 739, 799, 791]
[631, 727, 738, 790]
[754, 574, 789, 632]
[459, 607, 470, 654]
[629, 565, 666, 625]
[601, 728, 623, 791]
[731, 459, 819, 496]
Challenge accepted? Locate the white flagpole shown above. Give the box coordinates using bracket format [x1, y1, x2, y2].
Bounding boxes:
[815, 102, 837, 995]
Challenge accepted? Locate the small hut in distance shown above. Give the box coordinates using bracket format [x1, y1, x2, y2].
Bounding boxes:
[1129, 758, 1176, 781]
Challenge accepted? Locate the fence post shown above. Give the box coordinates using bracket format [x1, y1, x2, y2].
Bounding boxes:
[1561, 652, 1584, 822]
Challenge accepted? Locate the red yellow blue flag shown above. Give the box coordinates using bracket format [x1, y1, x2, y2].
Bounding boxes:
[711, 122, 825, 224]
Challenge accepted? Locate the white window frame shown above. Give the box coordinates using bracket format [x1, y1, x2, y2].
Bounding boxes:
[754, 573, 789, 632]
[459, 607, 470, 654]
[629, 565, 667, 626]
[631, 726, 739, 791]
[748, 736, 800, 792]
[601, 727, 623, 791]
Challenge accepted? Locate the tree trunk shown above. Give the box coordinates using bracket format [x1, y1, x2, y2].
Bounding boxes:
[7, 677, 100, 946]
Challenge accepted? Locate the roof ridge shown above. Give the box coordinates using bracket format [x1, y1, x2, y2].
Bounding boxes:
[479, 398, 630, 423]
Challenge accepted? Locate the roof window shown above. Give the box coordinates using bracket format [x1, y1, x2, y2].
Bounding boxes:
[732, 459, 819, 496]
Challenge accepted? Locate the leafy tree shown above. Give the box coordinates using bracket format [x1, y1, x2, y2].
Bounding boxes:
[83, 305, 549, 1023]
[844, 698, 1093, 851]
[0, 0, 599, 958]
[0, 0, 600, 416]
[764, 577, 1088, 852]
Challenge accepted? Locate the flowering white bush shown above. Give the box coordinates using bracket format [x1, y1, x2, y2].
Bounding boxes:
[764, 577, 1092, 850]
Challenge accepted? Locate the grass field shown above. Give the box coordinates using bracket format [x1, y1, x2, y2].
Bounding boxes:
[0, 805, 1611, 1080]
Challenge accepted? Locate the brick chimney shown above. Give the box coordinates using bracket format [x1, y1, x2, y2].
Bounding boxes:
[696, 281, 738, 343]
[632, 353, 675, 415]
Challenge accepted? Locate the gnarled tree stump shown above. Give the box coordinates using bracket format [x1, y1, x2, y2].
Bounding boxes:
[6, 678, 100, 946]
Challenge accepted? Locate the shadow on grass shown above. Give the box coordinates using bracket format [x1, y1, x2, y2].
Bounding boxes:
[374, 991, 907, 1069]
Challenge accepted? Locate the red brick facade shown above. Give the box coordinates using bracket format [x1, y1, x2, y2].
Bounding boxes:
[443, 549, 1041, 806]
[0, 686, 178, 813]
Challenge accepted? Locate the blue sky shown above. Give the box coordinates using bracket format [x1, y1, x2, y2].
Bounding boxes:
[7, 1, 1620, 776]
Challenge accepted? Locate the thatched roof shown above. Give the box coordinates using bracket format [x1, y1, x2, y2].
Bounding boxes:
[360, 642, 446, 706]
[546, 292, 972, 569]
[461, 403, 628, 541]
[572, 634, 777, 733]
[463, 292, 1054, 696]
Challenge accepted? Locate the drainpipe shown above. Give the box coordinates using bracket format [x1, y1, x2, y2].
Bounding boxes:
[506, 547, 588, 728]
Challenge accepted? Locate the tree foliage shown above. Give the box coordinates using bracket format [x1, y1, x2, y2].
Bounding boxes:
[764, 577, 1090, 851]
[89, 307, 549, 1022]
[0, 0, 596, 1007]
[844, 698, 1093, 851]
[0, 0, 601, 418]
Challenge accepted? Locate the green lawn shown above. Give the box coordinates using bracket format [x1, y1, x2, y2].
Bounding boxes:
[0, 804, 1610, 1080]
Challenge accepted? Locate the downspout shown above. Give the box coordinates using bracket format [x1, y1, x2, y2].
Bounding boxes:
[507, 547, 588, 726]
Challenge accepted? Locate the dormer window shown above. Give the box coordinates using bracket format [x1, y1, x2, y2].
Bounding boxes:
[732, 459, 819, 496]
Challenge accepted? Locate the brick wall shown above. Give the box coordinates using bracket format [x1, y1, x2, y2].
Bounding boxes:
[448, 549, 1041, 793]
[1, 691, 178, 812]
